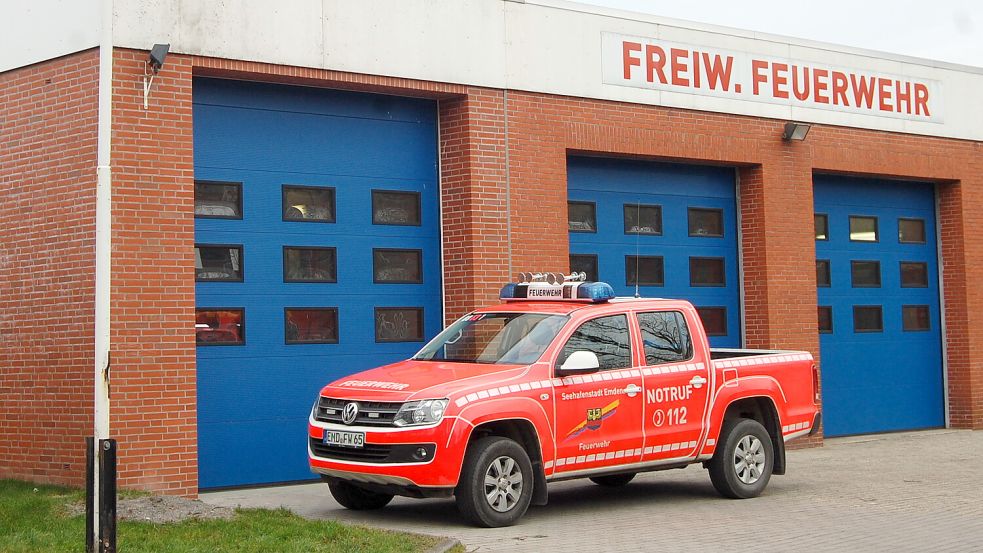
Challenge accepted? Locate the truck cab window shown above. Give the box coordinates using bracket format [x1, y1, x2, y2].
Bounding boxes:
[558, 314, 631, 370]
[637, 311, 693, 364]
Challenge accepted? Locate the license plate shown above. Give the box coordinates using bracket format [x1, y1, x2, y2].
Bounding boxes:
[324, 430, 364, 448]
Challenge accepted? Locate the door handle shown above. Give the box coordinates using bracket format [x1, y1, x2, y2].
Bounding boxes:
[689, 375, 707, 389]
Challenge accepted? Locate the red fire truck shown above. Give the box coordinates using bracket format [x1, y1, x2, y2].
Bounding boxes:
[308, 274, 821, 527]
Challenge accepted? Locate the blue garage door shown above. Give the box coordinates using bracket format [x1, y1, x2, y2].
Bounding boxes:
[814, 175, 944, 436]
[193, 79, 441, 488]
[568, 157, 740, 347]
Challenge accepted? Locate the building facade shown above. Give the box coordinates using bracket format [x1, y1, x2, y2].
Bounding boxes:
[1, 0, 981, 495]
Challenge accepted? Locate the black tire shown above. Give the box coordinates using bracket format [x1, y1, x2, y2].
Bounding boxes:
[327, 480, 394, 510]
[589, 473, 636, 487]
[455, 436, 534, 527]
[708, 418, 774, 499]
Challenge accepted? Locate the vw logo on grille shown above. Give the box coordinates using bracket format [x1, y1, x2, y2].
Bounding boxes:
[341, 402, 359, 425]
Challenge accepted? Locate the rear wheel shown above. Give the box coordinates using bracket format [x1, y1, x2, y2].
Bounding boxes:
[455, 436, 533, 527]
[327, 480, 394, 510]
[589, 473, 636, 487]
[708, 418, 774, 499]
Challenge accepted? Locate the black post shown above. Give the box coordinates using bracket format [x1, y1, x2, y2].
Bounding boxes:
[85, 437, 95, 553]
[98, 439, 117, 553]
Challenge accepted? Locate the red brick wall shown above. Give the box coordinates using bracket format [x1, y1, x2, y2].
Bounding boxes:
[0, 50, 100, 486]
[102, 54, 488, 496]
[501, 96, 825, 446]
[498, 92, 981, 431]
[505, 95, 822, 353]
[4, 49, 980, 495]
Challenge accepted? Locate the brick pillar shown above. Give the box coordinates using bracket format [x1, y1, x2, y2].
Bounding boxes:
[739, 144, 818, 356]
[739, 137, 822, 443]
[438, 89, 509, 322]
[109, 49, 198, 495]
[939, 173, 983, 429]
[507, 92, 570, 275]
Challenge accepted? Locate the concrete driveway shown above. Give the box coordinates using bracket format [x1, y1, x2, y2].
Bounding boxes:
[203, 429, 983, 552]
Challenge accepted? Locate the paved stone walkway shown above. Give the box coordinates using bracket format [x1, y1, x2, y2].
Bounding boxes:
[203, 429, 983, 552]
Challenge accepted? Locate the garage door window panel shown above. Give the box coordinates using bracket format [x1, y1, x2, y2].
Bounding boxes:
[851, 260, 881, 287]
[285, 308, 339, 344]
[818, 306, 833, 334]
[849, 216, 879, 242]
[623, 204, 662, 235]
[626, 255, 664, 286]
[558, 314, 631, 371]
[373, 249, 423, 284]
[283, 247, 337, 282]
[568, 201, 597, 233]
[688, 207, 724, 237]
[282, 185, 335, 223]
[689, 257, 726, 287]
[195, 245, 243, 282]
[196, 308, 245, 345]
[900, 262, 929, 288]
[853, 306, 883, 333]
[815, 213, 829, 241]
[696, 307, 727, 337]
[816, 260, 831, 287]
[902, 305, 931, 332]
[375, 307, 425, 342]
[570, 254, 598, 282]
[195, 181, 242, 219]
[372, 190, 421, 226]
[898, 218, 926, 244]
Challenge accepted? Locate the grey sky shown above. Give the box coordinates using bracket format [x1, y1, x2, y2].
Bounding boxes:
[581, 0, 983, 68]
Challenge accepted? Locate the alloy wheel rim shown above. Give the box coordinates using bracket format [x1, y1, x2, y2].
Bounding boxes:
[483, 455, 523, 512]
[733, 435, 766, 485]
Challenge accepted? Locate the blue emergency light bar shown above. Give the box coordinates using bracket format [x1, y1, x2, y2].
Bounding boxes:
[500, 281, 615, 303]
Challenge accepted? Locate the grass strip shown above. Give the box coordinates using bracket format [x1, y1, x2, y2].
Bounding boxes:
[0, 479, 441, 553]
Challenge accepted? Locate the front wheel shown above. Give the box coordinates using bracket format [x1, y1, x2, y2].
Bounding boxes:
[708, 418, 774, 499]
[327, 480, 394, 510]
[455, 436, 533, 527]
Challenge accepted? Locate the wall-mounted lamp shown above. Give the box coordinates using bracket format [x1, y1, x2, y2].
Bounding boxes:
[143, 43, 170, 109]
[782, 121, 811, 141]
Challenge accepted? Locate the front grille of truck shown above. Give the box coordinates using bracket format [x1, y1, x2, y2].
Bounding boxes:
[309, 438, 393, 462]
[314, 397, 402, 427]
[308, 438, 435, 464]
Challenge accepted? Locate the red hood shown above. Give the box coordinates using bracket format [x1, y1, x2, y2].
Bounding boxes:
[321, 359, 534, 402]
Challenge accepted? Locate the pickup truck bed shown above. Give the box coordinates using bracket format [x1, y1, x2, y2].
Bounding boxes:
[711, 348, 808, 359]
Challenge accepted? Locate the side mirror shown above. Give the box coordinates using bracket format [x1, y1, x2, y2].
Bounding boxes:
[558, 351, 601, 375]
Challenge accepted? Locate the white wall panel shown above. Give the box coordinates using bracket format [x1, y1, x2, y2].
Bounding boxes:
[0, 0, 99, 73]
[8, 0, 981, 141]
[321, 0, 507, 87]
[179, 0, 324, 68]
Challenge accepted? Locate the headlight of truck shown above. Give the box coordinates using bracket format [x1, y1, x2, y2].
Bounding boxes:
[392, 399, 449, 427]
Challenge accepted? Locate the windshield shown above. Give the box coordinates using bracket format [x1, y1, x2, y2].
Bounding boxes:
[413, 312, 569, 365]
